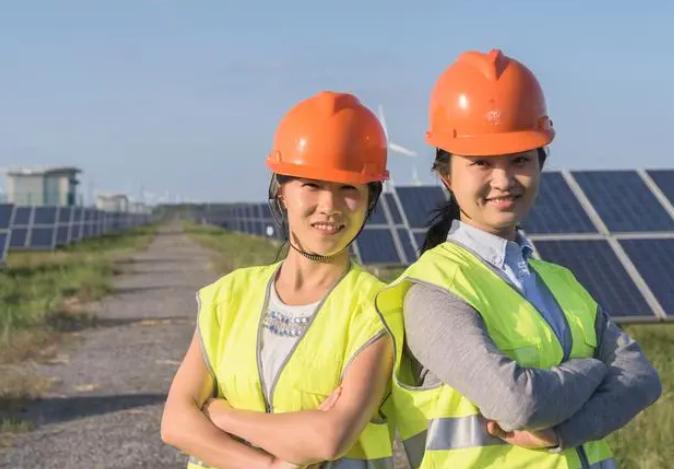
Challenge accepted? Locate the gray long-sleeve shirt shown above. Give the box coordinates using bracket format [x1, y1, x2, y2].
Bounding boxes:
[404, 283, 662, 449]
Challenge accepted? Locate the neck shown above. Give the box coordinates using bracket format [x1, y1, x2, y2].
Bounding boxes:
[458, 217, 518, 241]
[276, 247, 350, 302]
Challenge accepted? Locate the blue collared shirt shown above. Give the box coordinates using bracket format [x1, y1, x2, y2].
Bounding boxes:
[446, 219, 571, 357]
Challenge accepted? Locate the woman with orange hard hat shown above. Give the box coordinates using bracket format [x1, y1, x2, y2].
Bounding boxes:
[375, 49, 661, 469]
[162, 91, 394, 469]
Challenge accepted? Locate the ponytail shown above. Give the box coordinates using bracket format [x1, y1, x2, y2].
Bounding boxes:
[421, 196, 460, 254]
[421, 148, 457, 254]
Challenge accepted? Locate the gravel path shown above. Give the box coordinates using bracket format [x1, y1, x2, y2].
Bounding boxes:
[0, 223, 220, 469]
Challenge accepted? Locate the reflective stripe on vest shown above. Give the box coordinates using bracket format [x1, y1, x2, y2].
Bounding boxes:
[590, 459, 618, 469]
[403, 415, 505, 468]
[324, 456, 395, 469]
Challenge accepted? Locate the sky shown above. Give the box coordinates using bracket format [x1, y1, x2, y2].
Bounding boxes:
[1, 1, 672, 204]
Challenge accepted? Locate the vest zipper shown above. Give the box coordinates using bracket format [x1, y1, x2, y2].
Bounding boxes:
[256, 264, 352, 413]
[256, 272, 277, 413]
[577, 444, 591, 469]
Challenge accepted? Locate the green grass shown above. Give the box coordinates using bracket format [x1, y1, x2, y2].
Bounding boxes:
[183, 221, 282, 273]
[607, 324, 673, 469]
[186, 223, 672, 469]
[0, 223, 159, 436]
[0, 224, 159, 351]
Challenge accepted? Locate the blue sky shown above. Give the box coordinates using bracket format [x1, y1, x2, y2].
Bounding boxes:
[1, 1, 672, 203]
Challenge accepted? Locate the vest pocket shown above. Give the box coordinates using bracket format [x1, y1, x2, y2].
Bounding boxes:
[499, 343, 541, 368]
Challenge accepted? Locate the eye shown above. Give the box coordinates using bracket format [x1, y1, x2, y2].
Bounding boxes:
[513, 155, 531, 166]
[470, 159, 490, 168]
[302, 182, 320, 189]
[341, 185, 358, 191]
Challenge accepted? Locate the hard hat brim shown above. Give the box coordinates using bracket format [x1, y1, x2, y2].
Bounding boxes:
[265, 160, 390, 185]
[425, 128, 555, 157]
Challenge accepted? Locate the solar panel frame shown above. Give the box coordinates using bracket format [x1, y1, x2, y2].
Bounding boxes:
[619, 238, 674, 318]
[355, 228, 402, 266]
[533, 239, 657, 323]
[0, 204, 14, 230]
[0, 232, 9, 265]
[647, 170, 674, 209]
[0, 204, 13, 264]
[8, 206, 33, 250]
[395, 185, 448, 229]
[27, 206, 59, 250]
[572, 170, 674, 233]
[521, 172, 598, 235]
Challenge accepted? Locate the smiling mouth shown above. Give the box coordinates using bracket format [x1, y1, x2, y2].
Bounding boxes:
[311, 222, 345, 234]
[485, 195, 522, 203]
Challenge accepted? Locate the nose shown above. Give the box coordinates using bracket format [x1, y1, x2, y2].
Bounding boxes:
[317, 187, 342, 216]
[490, 166, 514, 192]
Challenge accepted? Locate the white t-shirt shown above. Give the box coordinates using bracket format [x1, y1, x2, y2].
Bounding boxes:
[260, 284, 320, 399]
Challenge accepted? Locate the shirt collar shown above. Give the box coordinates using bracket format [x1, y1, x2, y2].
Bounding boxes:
[445, 219, 534, 269]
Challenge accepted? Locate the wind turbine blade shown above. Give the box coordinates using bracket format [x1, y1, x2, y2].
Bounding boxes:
[389, 142, 417, 157]
[377, 104, 389, 141]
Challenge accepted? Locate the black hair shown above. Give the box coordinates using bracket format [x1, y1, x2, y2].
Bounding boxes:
[420, 147, 547, 255]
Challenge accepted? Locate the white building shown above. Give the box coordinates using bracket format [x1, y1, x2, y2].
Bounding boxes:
[6, 166, 81, 207]
[96, 193, 130, 213]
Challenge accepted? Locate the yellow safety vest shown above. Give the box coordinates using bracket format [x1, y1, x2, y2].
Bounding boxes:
[188, 262, 394, 469]
[375, 241, 615, 469]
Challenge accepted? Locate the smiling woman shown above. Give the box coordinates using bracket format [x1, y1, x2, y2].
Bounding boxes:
[161, 91, 395, 469]
[375, 48, 661, 469]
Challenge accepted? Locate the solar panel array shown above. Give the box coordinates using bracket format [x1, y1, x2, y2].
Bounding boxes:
[202, 170, 674, 324]
[0, 205, 153, 266]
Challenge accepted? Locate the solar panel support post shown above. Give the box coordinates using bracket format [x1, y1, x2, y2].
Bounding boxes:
[563, 170, 668, 320]
[390, 185, 419, 255]
[380, 192, 409, 265]
[638, 169, 674, 223]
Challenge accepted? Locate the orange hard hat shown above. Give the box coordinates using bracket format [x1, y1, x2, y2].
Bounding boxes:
[425, 49, 555, 156]
[265, 91, 389, 184]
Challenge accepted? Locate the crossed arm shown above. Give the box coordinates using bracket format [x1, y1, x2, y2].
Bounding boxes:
[203, 333, 392, 465]
[161, 329, 393, 467]
[403, 284, 661, 448]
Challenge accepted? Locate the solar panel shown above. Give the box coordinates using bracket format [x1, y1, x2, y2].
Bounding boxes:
[0, 204, 14, 230]
[0, 204, 12, 263]
[13, 207, 32, 226]
[26, 206, 58, 250]
[533, 240, 654, 321]
[9, 228, 28, 249]
[620, 239, 674, 317]
[413, 231, 427, 252]
[367, 200, 388, 225]
[33, 207, 58, 225]
[0, 232, 8, 264]
[29, 227, 56, 250]
[396, 186, 447, 229]
[397, 228, 417, 263]
[573, 171, 674, 232]
[521, 172, 597, 234]
[647, 170, 674, 208]
[356, 229, 401, 265]
[384, 193, 403, 224]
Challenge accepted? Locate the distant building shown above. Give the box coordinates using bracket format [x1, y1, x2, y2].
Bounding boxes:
[7, 166, 81, 207]
[96, 193, 130, 213]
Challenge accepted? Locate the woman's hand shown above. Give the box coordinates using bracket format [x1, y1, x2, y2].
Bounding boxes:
[318, 386, 342, 412]
[202, 398, 232, 429]
[486, 420, 558, 449]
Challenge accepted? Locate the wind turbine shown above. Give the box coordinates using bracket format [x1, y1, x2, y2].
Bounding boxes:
[377, 105, 422, 186]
